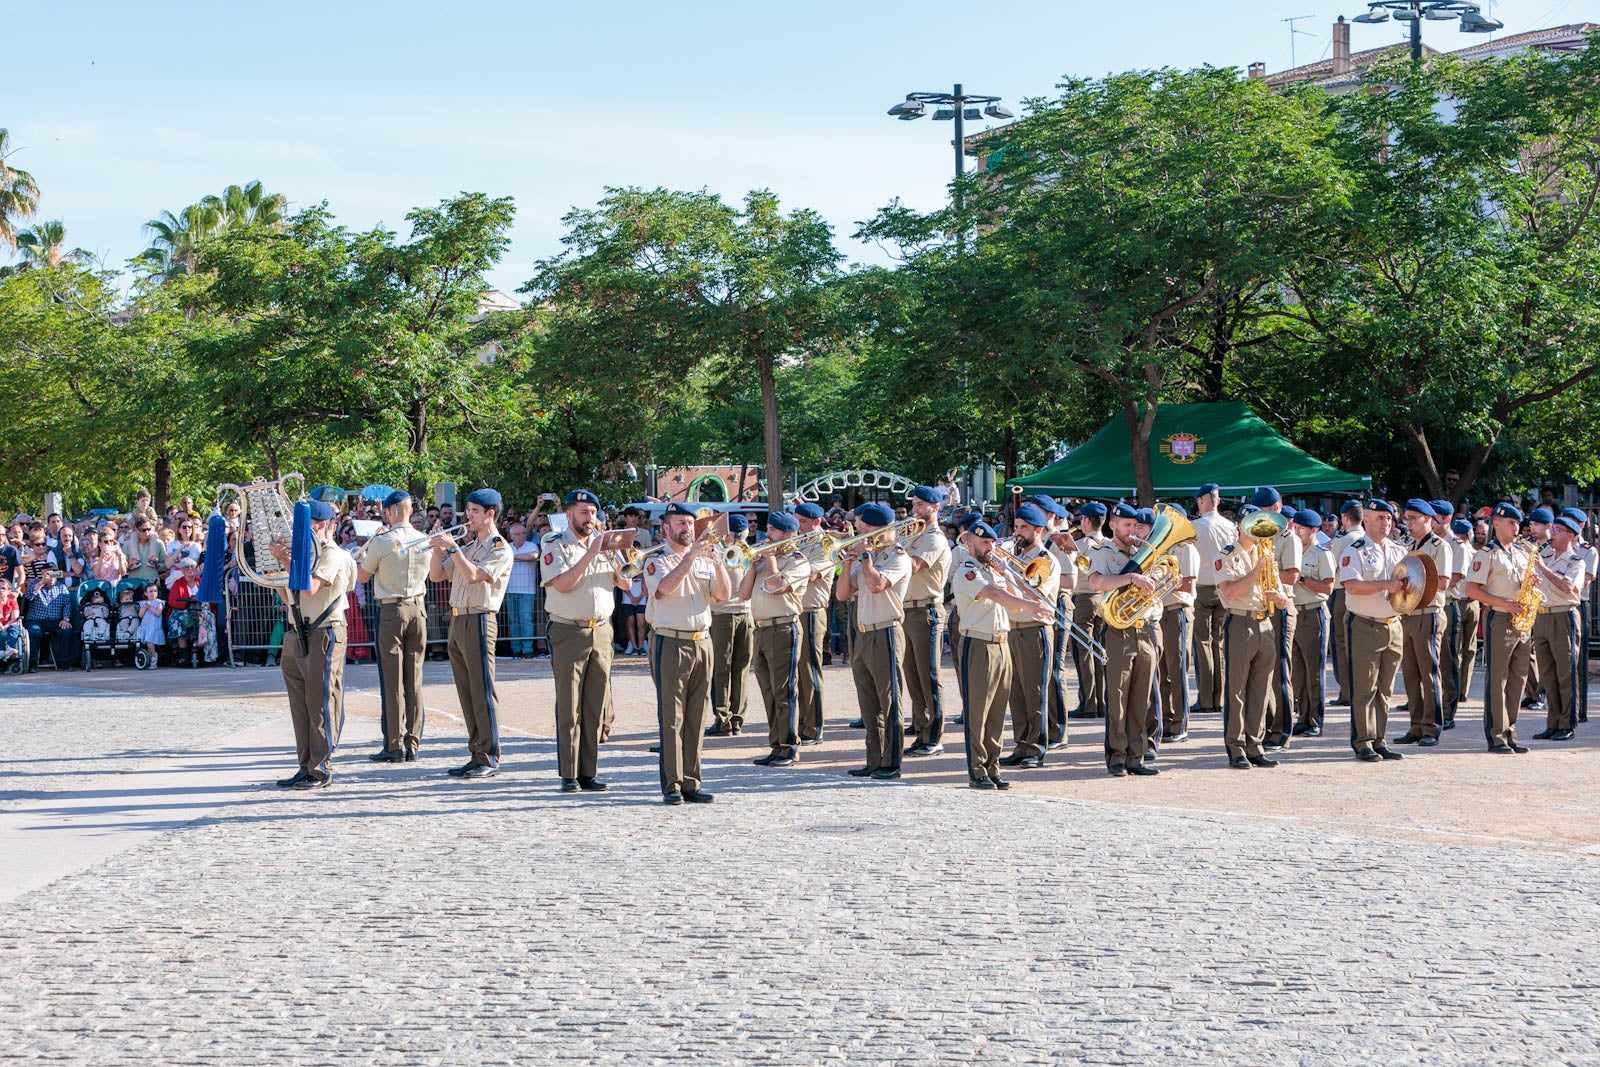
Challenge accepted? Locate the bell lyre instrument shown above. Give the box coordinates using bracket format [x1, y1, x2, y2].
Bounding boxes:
[216, 472, 311, 590]
[990, 543, 1107, 663]
[1101, 504, 1199, 630]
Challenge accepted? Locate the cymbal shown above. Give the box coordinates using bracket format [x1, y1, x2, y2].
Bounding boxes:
[1389, 551, 1440, 613]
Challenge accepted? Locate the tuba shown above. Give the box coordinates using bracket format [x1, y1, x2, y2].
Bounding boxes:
[216, 473, 312, 590]
[1102, 504, 1199, 629]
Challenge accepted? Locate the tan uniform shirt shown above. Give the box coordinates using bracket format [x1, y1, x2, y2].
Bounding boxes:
[1088, 539, 1162, 622]
[539, 529, 620, 623]
[644, 550, 718, 632]
[1160, 542, 1199, 610]
[1292, 544, 1335, 608]
[849, 545, 912, 627]
[361, 524, 431, 601]
[1275, 527, 1303, 577]
[1328, 528, 1360, 590]
[1445, 535, 1471, 599]
[801, 563, 833, 613]
[1578, 541, 1598, 594]
[1409, 533, 1454, 613]
[750, 546, 814, 622]
[904, 526, 951, 604]
[447, 533, 513, 613]
[1339, 536, 1410, 620]
[1004, 542, 1059, 625]
[1537, 543, 1589, 608]
[1192, 511, 1237, 588]
[1469, 540, 1532, 603]
[1216, 543, 1273, 614]
[953, 556, 1011, 639]
[712, 550, 752, 616]
[285, 539, 356, 626]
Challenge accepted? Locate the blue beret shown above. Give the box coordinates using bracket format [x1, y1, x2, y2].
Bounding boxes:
[1491, 502, 1523, 522]
[1293, 509, 1322, 528]
[306, 500, 337, 522]
[1079, 502, 1107, 518]
[1451, 519, 1473, 537]
[767, 512, 799, 533]
[1015, 503, 1048, 527]
[466, 488, 502, 510]
[1561, 507, 1588, 524]
[793, 502, 824, 519]
[910, 485, 945, 504]
[309, 485, 343, 503]
[956, 512, 983, 530]
[857, 502, 894, 527]
[1250, 487, 1281, 507]
[1026, 494, 1055, 509]
[1528, 507, 1554, 524]
[1238, 504, 1259, 517]
[969, 521, 999, 540]
[564, 489, 600, 507]
[1110, 503, 1138, 520]
[1340, 500, 1364, 517]
[1133, 508, 1157, 525]
[382, 490, 410, 509]
[1195, 483, 1220, 497]
[1365, 499, 1397, 516]
[1430, 499, 1454, 516]
[1403, 499, 1437, 518]
[1555, 517, 1582, 536]
[726, 513, 749, 533]
[1165, 503, 1189, 519]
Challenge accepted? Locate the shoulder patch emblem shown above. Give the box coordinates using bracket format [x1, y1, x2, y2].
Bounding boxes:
[1473, 560, 1483, 572]
[544, 553, 554, 566]
[1341, 556, 1351, 567]
[646, 562, 657, 576]
[1213, 559, 1224, 571]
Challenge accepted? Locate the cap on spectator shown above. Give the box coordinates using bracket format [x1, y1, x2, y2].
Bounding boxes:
[1491, 502, 1523, 522]
[382, 489, 410, 510]
[1196, 483, 1220, 498]
[910, 485, 945, 504]
[1250, 487, 1281, 507]
[664, 502, 697, 517]
[1078, 501, 1108, 519]
[793, 502, 824, 519]
[1451, 519, 1473, 537]
[1365, 499, 1397, 516]
[970, 521, 999, 540]
[564, 489, 599, 507]
[857, 502, 894, 528]
[1528, 506, 1555, 525]
[1555, 517, 1582, 536]
[306, 500, 337, 522]
[466, 488, 503, 510]
[1403, 499, 1437, 518]
[1293, 509, 1322, 528]
[1110, 503, 1138, 520]
[768, 512, 799, 533]
[1134, 507, 1157, 525]
[726, 513, 749, 533]
[1015, 503, 1049, 528]
[1430, 499, 1455, 516]
[1561, 507, 1588, 525]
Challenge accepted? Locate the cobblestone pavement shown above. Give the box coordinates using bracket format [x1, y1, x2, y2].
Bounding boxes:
[2, 696, 1599, 1064]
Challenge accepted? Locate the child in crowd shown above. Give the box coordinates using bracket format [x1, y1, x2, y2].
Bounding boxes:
[0, 578, 22, 665]
[114, 586, 141, 643]
[621, 573, 648, 655]
[137, 581, 165, 669]
[80, 587, 112, 645]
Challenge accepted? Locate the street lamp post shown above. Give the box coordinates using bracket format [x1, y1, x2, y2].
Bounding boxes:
[886, 85, 1014, 206]
[1350, 0, 1504, 62]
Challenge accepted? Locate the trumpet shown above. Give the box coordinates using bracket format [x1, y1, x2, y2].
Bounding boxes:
[618, 542, 672, 580]
[986, 545, 1106, 663]
[396, 522, 472, 556]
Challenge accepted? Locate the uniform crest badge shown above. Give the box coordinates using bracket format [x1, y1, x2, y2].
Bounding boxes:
[544, 553, 554, 565]
[1472, 560, 1482, 572]
[646, 562, 657, 576]
[1160, 432, 1206, 465]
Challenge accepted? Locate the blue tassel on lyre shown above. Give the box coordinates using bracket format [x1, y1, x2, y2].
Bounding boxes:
[289, 501, 313, 592]
[198, 515, 227, 603]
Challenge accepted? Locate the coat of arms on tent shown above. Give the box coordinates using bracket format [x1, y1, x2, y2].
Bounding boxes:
[1160, 433, 1206, 465]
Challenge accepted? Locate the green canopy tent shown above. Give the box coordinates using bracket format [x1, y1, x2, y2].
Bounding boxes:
[1009, 401, 1370, 499]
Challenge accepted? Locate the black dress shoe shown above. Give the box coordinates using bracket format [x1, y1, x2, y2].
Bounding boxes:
[1068, 709, 1096, 719]
[705, 724, 735, 737]
[1229, 755, 1252, 769]
[849, 718, 865, 728]
[988, 775, 1012, 791]
[1263, 743, 1286, 753]
[648, 744, 661, 753]
[968, 776, 996, 790]
[752, 752, 778, 766]
[1291, 723, 1310, 736]
[1247, 754, 1279, 768]
[663, 790, 684, 805]
[950, 715, 964, 726]
[291, 775, 329, 790]
[1355, 748, 1382, 762]
[1488, 743, 1514, 753]
[403, 744, 418, 762]
[1391, 733, 1423, 745]
[1532, 728, 1557, 740]
[730, 724, 743, 735]
[998, 751, 1027, 767]
[1108, 763, 1128, 777]
[1017, 756, 1044, 769]
[1418, 735, 1439, 747]
[847, 766, 875, 777]
[560, 778, 580, 793]
[447, 761, 476, 777]
[769, 755, 796, 767]
[1127, 762, 1159, 776]
[578, 777, 608, 791]
[683, 789, 715, 803]
[800, 738, 823, 746]
[1305, 725, 1323, 737]
[1510, 743, 1530, 754]
[369, 748, 404, 763]
[460, 762, 498, 778]
[1046, 740, 1070, 751]
[1550, 729, 1575, 741]
[276, 772, 311, 788]
[920, 743, 945, 756]
[1161, 731, 1188, 743]
[1330, 698, 1351, 707]
[1374, 745, 1404, 761]
[904, 742, 929, 756]
[871, 767, 901, 780]
[1442, 719, 1456, 730]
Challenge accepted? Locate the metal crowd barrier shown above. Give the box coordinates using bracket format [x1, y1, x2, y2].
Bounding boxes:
[224, 576, 550, 664]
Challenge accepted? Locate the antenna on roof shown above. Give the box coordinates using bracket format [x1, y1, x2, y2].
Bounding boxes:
[1283, 13, 1316, 69]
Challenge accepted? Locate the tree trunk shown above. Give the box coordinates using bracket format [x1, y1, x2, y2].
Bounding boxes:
[757, 353, 783, 511]
[1399, 422, 1444, 498]
[154, 449, 172, 514]
[1123, 398, 1158, 506]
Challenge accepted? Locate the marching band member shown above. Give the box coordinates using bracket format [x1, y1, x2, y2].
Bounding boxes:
[1037, 497, 1076, 749]
[270, 499, 356, 789]
[1392, 500, 1454, 748]
[645, 502, 733, 804]
[1189, 484, 1235, 719]
[1085, 504, 1161, 777]
[1156, 504, 1198, 744]
[1340, 500, 1409, 763]
[1443, 516, 1478, 730]
[1467, 503, 1536, 755]
[1246, 488, 1301, 751]
[1559, 507, 1595, 725]
[1529, 515, 1588, 742]
[998, 503, 1060, 769]
[744, 511, 815, 767]
[792, 502, 831, 744]
[1326, 501, 1365, 707]
[954, 521, 1052, 789]
[358, 490, 432, 763]
[709, 514, 754, 736]
[835, 503, 912, 781]
[1214, 513, 1288, 769]
[1068, 501, 1109, 720]
[902, 487, 951, 757]
[946, 512, 985, 711]
[431, 488, 514, 780]
[1288, 510, 1334, 738]
[541, 489, 629, 793]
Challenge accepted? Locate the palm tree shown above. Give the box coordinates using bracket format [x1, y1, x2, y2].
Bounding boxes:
[211, 180, 287, 229]
[137, 180, 285, 280]
[15, 220, 89, 269]
[0, 128, 41, 254]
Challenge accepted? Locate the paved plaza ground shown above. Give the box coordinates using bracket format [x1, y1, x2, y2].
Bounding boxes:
[1, 654, 1598, 1063]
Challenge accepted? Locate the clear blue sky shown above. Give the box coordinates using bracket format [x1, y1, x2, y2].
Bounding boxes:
[4, 0, 1588, 292]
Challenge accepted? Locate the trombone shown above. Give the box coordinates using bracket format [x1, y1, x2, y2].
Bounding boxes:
[825, 517, 926, 565]
[989, 545, 1106, 663]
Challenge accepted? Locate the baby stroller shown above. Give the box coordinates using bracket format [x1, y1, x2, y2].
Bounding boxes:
[77, 579, 116, 672]
[112, 577, 151, 669]
[0, 623, 22, 674]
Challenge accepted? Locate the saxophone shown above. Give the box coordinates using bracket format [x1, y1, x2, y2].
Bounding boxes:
[1511, 542, 1543, 636]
